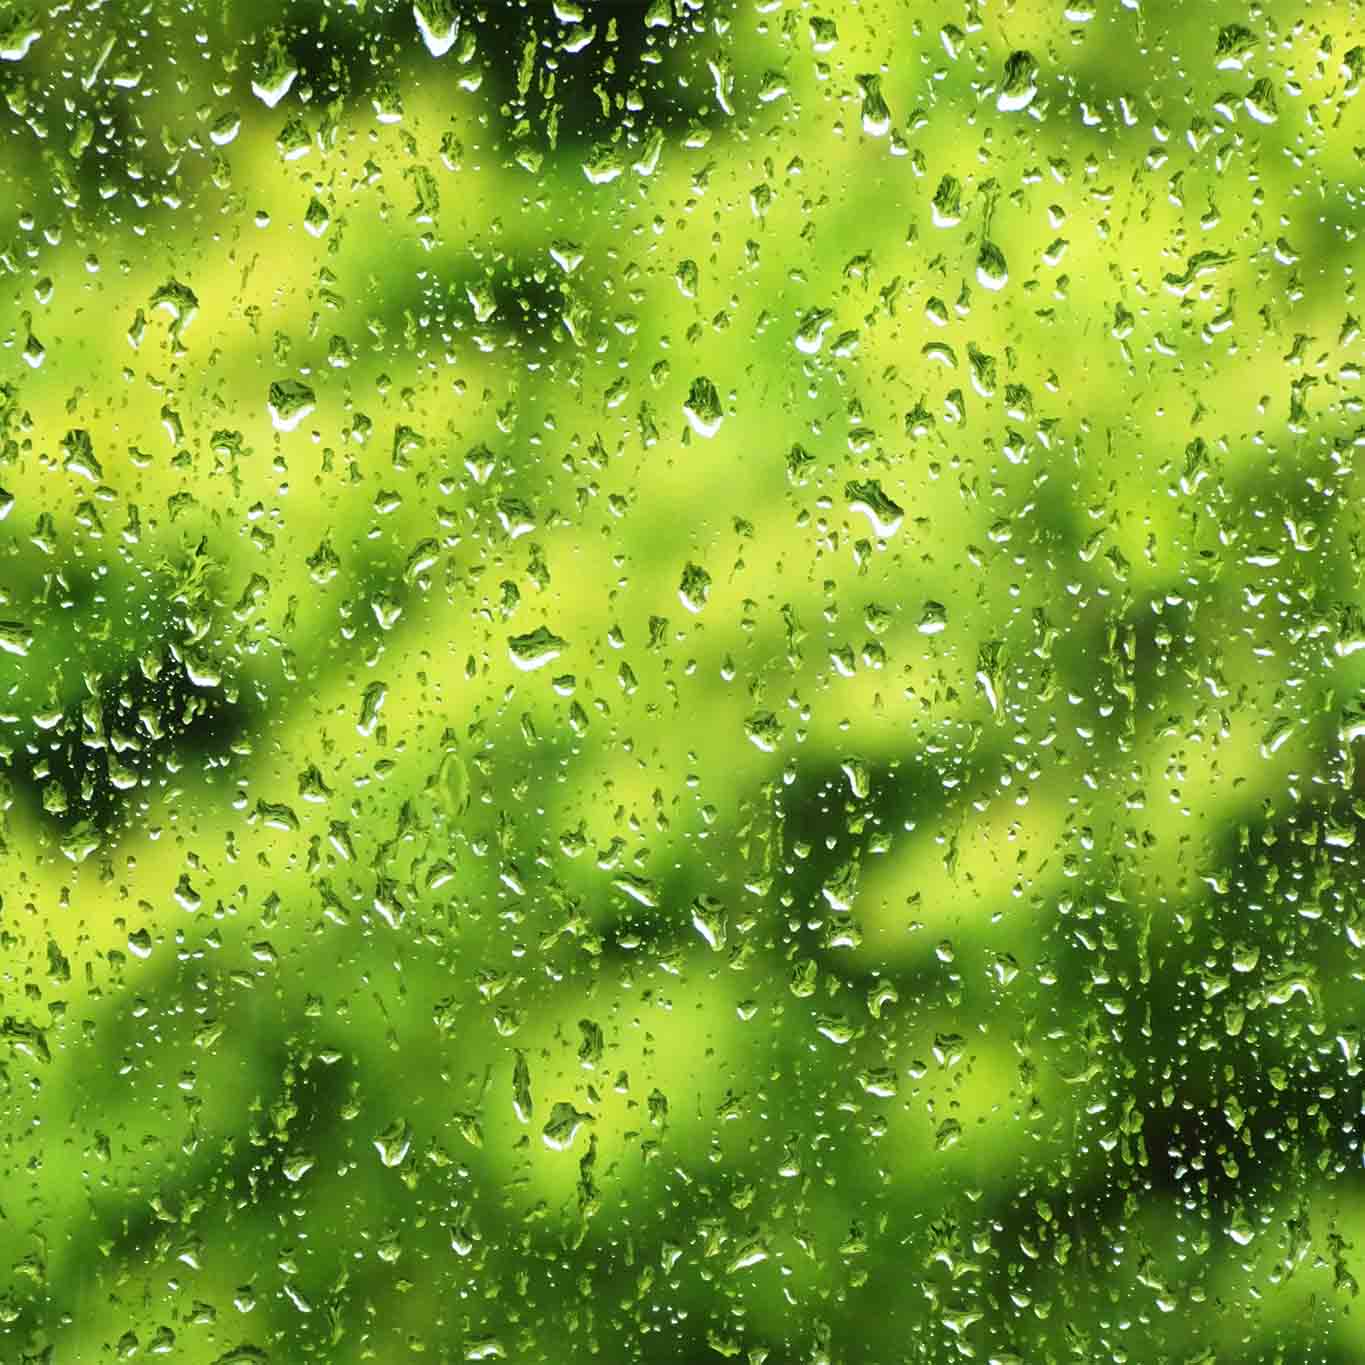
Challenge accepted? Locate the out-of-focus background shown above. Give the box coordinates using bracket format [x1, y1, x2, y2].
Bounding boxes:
[2, 0, 1364, 1359]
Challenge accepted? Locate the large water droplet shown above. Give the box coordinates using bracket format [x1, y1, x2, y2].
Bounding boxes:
[267, 379, 316, 432]
[1244, 77, 1279, 124]
[795, 308, 834, 354]
[976, 240, 1009, 291]
[845, 479, 904, 538]
[541, 1101, 592, 1151]
[678, 562, 712, 613]
[373, 1119, 412, 1167]
[683, 376, 723, 437]
[252, 44, 298, 108]
[414, 0, 459, 57]
[0, 17, 42, 61]
[931, 174, 962, 228]
[0, 620, 33, 656]
[997, 50, 1039, 112]
[508, 626, 567, 671]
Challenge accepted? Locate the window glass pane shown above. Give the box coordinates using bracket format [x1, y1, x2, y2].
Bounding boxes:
[2, 1, 1363, 1360]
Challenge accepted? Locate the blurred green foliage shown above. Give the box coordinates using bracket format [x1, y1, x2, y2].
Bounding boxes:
[2, 0, 1365, 1361]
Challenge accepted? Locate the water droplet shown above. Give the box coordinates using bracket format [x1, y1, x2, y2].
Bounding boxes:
[683, 376, 723, 437]
[467, 281, 497, 323]
[508, 626, 567, 671]
[541, 1100, 592, 1151]
[252, 42, 298, 108]
[0, 16, 41, 61]
[612, 873, 658, 907]
[809, 16, 837, 53]
[549, 239, 583, 273]
[918, 601, 948, 634]
[1339, 701, 1365, 743]
[209, 110, 240, 145]
[815, 1013, 856, 1044]
[707, 55, 735, 116]
[1214, 23, 1256, 71]
[821, 858, 860, 911]
[60, 819, 101, 864]
[935, 1117, 963, 1150]
[744, 710, 783, 752]
[372, 82, 404, 123]
[1260, 715, 1295, 757]
[632, 127, 663, 177]
[496, 495, 535, 539]
[794, 307, 834, 354]
[691, 895, 728, 950]
[357, 680, 388, 736]
[932, 174, 963, 228]
[282, 1152, 315, 1183]
[373, 1119, 412, 1167]
[845, 479, 904, 538]
[976, 640, 1007, 716]
[857, 74, 891, 137]
[150, 278, 199, 334]
[267, 379, 316, 432]
[841, 757, 870, 799]
[371, 593, 402, 631]
[676, 258, 699, 298]
[976, 240, 1009, 290]
[727, 1239, 769, 1272]
[462, 1335, 506, 1361]
[678, 562, 712, 613]
[1244, 77, 1279, 124]
[303, 197, 330, 237]
[997, 50, 1039, 112]
[757, 70, 788, 104]
[212, 1346, 269, 1365]
[414, 0, 460, 57]
[583, 143, 623, 184]
[858, 1067, 898, 1098]
[513, 1053, 533, 1123]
